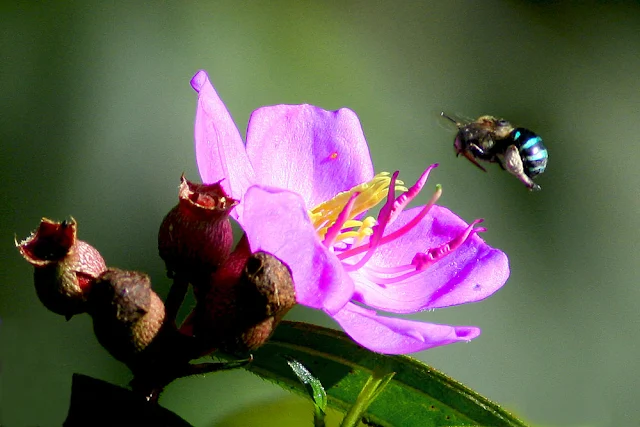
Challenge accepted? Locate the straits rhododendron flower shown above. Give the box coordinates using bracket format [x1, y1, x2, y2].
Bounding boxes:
[190, 70, 509, 354]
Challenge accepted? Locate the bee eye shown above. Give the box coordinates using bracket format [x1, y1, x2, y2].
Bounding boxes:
[497, 119, 508, 126]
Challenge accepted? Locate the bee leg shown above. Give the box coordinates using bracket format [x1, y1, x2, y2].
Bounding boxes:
[503, 145, 541, 191]
[468, 143, 486, 156]
[460, 149, 487, 172]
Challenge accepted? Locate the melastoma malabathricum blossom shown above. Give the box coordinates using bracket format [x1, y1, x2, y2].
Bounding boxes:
[189, 70, 509, 354]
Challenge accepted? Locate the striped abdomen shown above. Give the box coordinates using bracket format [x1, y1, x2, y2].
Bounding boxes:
[510, 128, 548, 177]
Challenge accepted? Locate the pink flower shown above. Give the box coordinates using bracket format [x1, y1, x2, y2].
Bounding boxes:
[190, 70, 509, 354]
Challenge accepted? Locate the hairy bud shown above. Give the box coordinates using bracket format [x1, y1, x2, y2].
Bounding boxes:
[88, 269, 165, 368]
[158, 175, 237, 288]
[234, 251, 297, 350]
[193, 245, 296, 354]
[16, 217, 106, 318]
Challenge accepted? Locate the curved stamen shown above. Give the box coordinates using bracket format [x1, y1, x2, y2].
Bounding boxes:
[310, 165, 479, 288]
[412, 219, 485, 271]
[309, 172, 405, 240]
[317, 218, 367, 241]
[337, 184, 442, 261]
[388, 164, 437, 226]
[380, 185, 443, 247]
[367, 269, 422, 285]
[310, 173, 402, 223]
[323, 192, 359, 247]
[353, 217, 376, 246]
[364, 263, 415, 275]
[357, 219, 485, 286]
[343, 171, 400, 271]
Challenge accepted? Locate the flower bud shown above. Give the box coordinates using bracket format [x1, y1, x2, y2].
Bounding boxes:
[16, 217, 107, 318]
[235, 251, 297, 351]
[193, 247, 296, 354]
[158, 175, 237, 288]
[88, 268, 166, 368]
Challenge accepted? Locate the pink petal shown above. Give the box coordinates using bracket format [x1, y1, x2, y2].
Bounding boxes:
[242, 185, 353, 314]
[245, 104, 374, 209]
[191, 70, 255, 219]
[351, 205, 509, 313]
[332, 303, 481, 354]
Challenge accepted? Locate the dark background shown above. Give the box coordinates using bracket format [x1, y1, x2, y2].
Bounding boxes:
[2, 1, 640, 426]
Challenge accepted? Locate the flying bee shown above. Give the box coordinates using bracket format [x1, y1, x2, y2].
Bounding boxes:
[441, 113, 548, 191]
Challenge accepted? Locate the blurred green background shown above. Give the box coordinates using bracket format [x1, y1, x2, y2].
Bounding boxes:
[2, 1, 640, 426]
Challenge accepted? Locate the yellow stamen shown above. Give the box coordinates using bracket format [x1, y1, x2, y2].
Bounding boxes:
[353, 216, 376, 245]
[309, 172, 406, 240]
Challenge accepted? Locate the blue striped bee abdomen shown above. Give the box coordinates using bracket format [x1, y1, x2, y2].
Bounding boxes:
[511, 128, 548, 177]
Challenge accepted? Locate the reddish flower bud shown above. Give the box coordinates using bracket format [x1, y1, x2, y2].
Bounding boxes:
[16, 217, 107, 318]
[88, 268, 165, 368]
[192, 243, 297, 354]
[158, 175, 237, 288]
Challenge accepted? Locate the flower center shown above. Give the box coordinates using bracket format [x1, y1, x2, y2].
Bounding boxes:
[309, 172, 407, 243]
[307, 165, 485, 282]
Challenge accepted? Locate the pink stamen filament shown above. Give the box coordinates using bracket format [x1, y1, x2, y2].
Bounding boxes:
[342, 171, 400, 272]
[357, 220, 485, 285]
[365, 264, 415, 275]
[349, 177, 402, 218]
[411, 219, 485, 271]
[380, 184, 443, 247]
[323, 192, 359, 247]
[353, 217, 376, 246]
[309, 173, 405, 222]
[362, 268, 421, 285]
[388, 164, 437, 225]
[337, 183, 443, 261]
[317, 219, 366, 240]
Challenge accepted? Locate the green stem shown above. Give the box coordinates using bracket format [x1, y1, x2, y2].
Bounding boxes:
[314, 406, 326, 427]
[340, 365, 395, 427]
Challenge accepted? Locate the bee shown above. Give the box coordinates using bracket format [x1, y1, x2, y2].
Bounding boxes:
[441, 113, 548, 191]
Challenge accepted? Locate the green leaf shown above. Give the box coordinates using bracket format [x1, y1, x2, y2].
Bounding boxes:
[231, 321, 529, 427]
[285, 356, 327, 427]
